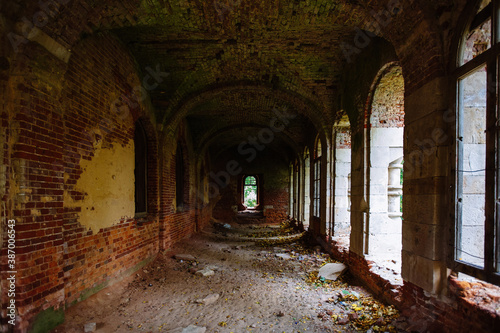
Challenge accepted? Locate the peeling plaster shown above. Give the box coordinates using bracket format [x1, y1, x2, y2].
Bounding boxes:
[65, 141, 135, 233]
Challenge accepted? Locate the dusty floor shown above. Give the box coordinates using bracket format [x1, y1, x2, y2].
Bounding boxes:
[51, 223, 411, 333]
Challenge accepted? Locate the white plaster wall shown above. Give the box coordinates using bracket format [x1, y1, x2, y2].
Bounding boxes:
[368, 127, 403, 257]
[334, 148, 351, 234]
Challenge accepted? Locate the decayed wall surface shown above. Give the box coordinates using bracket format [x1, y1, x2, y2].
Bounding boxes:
[157, 121, 213, 251]
[60, 33, 160, 315]
[329, 2, 500, 331]
[0, 32, 162, 332]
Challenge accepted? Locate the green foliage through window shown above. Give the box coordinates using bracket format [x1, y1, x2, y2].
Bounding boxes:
[244, 176, 257, 208]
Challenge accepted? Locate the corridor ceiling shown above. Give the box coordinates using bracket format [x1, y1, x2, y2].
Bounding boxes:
[2, 0, 443, 158]
[110, 0, 370, 157]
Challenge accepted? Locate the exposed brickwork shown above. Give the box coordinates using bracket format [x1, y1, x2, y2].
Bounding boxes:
[0, 32, 163, 332]
[369, 64, 404, 128]
[0, 42, 67, 332]
[262, 189, 289, 225]
[321, 238, 500, 333]
[61, 32, 160, 315]
[335, 128, 351, 150]
[2, 1, 500, 332]
[159, 129, 199, 251]
[211, 149, 290, 225]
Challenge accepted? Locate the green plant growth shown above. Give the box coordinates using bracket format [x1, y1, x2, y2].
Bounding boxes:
[244, 176, 258, 208]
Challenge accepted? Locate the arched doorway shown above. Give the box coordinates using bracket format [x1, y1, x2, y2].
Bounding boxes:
[366, 63, 405, 274]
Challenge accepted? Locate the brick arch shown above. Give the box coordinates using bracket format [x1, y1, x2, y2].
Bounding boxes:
[163, 83, 326, 131]
[198, 124, 301, 161]
[340, 1, 445, 95]
[380, 5, 444, 94]
[364, 61, 404, 128]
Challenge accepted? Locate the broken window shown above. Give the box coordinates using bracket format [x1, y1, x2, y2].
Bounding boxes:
[244, 175, 258, 208]
[134, 122, 147, 214]
[461, 0, 492, 65]
[454, 0, 500, 284]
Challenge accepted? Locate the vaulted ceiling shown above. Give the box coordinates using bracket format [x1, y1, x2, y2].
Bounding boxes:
[2, 0, 457, 159]
[106, 0, 372, 158]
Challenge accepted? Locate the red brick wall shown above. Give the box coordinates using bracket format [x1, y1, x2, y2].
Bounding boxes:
[335, 128, 352, 149]
[61, 32, 160, 311]
[1, 42, 67, 332]
[1, 33, 162, 332]
[159, 128, 203, 251]
[320, 238, 500, 333]
[263, 189, 289, 224]
[369, 64, 404, 128]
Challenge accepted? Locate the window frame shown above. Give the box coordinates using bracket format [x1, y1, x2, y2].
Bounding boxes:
[176, 143, 185, 210]
[243, 175, 259, 208]
[294, 161, 300, 218]
[452, 0, 500, 285]
[134, 121, 148, 216]
[313, 138, 322, 218]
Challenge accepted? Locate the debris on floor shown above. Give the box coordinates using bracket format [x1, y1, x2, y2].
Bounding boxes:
[52, 221, 410, 333]
[83, 322, 96, 332]
[195, 267, 215, 277]
[174, 254, 196, 261]
[318, 262, 347, 281]
[194, 293, 220, 305]
[168, 325, 207, 333]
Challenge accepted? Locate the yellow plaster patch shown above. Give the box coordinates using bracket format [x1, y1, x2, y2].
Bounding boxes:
[66, 141, 135, 233]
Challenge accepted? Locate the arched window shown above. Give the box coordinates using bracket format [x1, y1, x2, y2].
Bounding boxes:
[454, 0, 499, 284]
[243, 175, 258, 208]
[294, 161, 300, 219]
[333, 115, 352, 237]
[134, 122, 147, 214]
[176, 144, 185, 209]
[313, 137, 322, 218]
[364, 63, 404, 270]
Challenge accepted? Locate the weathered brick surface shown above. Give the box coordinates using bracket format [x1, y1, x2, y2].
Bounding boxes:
[0, 32, 164, 332]
[321, 241, 500, 333]
[1, 0, 499, 332]
[158, 126, 204, 251]
[60, 32, 160, 311]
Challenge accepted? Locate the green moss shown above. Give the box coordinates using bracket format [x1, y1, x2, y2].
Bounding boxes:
[72, 256, 155, 307]
[78, 281, 109, 303]
[29, 307, 65, 333]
